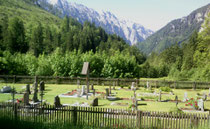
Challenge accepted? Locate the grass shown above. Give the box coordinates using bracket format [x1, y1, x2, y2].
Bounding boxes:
[0, 83, 210, 112]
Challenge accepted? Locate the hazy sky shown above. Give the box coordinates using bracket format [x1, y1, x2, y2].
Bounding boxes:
[67, 0, 210, 31]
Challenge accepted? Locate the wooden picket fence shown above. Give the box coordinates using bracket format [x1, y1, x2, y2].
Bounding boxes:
[0, 75, 210, 89]
[0, 102, 210, 129]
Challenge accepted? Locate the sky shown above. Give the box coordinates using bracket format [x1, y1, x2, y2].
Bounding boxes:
[67, 0, 210, 31]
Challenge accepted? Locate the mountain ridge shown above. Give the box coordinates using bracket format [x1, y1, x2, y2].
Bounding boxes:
[137, 3, 210, 55]
[36, 0, 154, 45]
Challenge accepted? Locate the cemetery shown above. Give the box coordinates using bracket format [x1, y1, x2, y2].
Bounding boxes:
[0, 63, 209, 129]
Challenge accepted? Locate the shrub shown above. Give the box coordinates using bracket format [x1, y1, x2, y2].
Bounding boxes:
[159, 86, 172, 92]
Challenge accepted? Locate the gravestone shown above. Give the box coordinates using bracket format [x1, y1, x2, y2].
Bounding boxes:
[109, 86, 111, 95]
[77, 79, 80, 86]
[91, 98, 98, 106]
[81, 62, 90, 100]
[159, 90, 162, 101]
[183, 92, 188, 102]
[203, 93, 207, 101]
[175, 95, 178, 106]
[198, 99, 204, 112]
[1, 86, 12, 93]
[113, 82, 115, 90]
[93, 89, 95, 96]
[131, 82, 135, 90]
[54, 96, 62, 108]
[105, 88, 109, 97]
[23, 92, 30, 105]
[147, 81, 150, 89]
[208, 88, 210, 97]
[80, 85, 86, 96]
[91, 84, 94, 90]
[134, 90, 136, 98]
[32, 82, 39, 102]
[39, 81, 45, 91]
[26, 84, 31, 94]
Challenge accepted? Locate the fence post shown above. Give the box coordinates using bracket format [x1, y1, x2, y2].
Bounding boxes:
[73, 107, 77, 125]
[137, 111, 142, 128]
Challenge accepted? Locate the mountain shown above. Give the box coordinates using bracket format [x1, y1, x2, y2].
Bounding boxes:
[36, 0, 153, 45]
[137, 4, 210, 55]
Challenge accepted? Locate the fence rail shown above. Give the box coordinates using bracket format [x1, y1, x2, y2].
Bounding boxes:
[0, 75, 210, 89]
[0, 103, 210, 129]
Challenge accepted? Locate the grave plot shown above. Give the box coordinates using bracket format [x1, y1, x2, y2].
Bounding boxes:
[0, 82, 210, 112]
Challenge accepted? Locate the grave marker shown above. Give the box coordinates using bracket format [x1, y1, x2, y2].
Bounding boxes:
[131, 82, 135, 91]
[91, 98, 98, 106]
[109, 86, 111, 95]
[1, 86, 12, 93]
[147, 81, 150, 89]
[81, 62, 90, 100]
[91, 84, 94, 90]
[209, 88, 210, 97]
[80, 85, 86, 96]
[159, 90, 162, 101]
[32, 82, 39, 102]
[54, 96, 62, 108]
[183, 92, 188, 102]
[39, 81, 45, 91]
[113, 82, 116, 90]
[26, 84, 31, 94]
[175, 95, 178, 106]
[23, 92, 29, 105]
[105, 88, 109, 97]
[198, 99, 204, 112]
[203, 93, 207, 101]
[93, 89, 95, 96]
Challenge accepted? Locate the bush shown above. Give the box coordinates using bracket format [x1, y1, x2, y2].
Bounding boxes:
[159, 86, 172, 92]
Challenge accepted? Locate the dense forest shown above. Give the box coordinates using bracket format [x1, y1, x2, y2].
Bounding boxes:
[145, 14, 210, 81]
[0, 0, 209, 81]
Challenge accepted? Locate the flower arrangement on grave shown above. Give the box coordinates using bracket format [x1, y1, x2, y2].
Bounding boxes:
[185, 98, 199, 110]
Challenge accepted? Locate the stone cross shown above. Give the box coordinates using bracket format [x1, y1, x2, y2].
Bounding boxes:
[147, 81, 150, 89]
[39, 81, 45, 91]
[26, 84, 31, 94]
[23, 92, 29, 105]
[175, 95, 178, 106]
[159, 90, 162, 101]
[54, 96, 61, 108]
[32, 82, 39, 102]
[198, 99, 204, 112]
[183, 92, 188, 102]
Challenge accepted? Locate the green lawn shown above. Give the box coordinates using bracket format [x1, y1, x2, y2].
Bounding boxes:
[0, 83, 209, 112]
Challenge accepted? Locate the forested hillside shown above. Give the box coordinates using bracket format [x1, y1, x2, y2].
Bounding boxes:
[0, 0, 209, 81]
[0, 0, 145, 78]
[144, 13, 210, 81]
